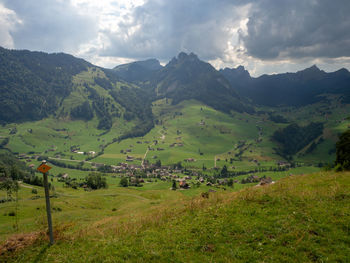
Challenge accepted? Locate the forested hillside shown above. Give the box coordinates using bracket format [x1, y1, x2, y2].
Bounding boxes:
[0, 47, 91, 123]
[0, 47, 154, 136]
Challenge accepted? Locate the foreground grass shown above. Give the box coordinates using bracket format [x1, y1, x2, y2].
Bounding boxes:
[1, 171, 349, 262]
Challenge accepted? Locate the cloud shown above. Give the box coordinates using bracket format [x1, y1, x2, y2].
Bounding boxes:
[100, 0, 251, 61]
[1, 0, 349, 76]
[240, 0, 350, 60]
[1, 0, 99, 53]
[0, 3, 21, 48]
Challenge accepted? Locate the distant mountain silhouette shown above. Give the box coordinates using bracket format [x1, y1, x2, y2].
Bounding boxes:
[114, 58, 162, 83]
[221, 64, 350, 106]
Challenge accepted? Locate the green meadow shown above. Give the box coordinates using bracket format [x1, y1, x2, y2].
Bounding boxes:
[1, 171, 349, 262]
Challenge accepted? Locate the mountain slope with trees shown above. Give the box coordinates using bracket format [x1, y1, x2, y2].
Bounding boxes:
[153, 52, 253, 113]
[113, 58, 163, 83]
[0, 47, 91, 123]
[0, 47, 154, 136]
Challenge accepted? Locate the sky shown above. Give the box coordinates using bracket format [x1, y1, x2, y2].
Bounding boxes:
[1, 0, 350, 77]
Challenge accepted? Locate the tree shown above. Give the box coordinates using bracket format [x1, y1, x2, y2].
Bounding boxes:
[85, 173, 107, 189]
[171, 180, 177, 190]
[155, 159, 162, 168]
[220, 165, 228, 177]
[119, 177, 128, 187]
[335, 130, 350, 170]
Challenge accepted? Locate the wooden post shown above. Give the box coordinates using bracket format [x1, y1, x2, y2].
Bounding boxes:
[37, 161, 54, 245]
[43, 172, 54, 245]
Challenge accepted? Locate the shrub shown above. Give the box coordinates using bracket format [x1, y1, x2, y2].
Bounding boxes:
[335, 130, 350, 170]
[85, 173, 108, 189]
[119, 177, 128, 187]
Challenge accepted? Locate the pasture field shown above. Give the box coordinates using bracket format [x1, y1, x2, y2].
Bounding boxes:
[1, 171, 349, 262]
[95, 98, 349, 169]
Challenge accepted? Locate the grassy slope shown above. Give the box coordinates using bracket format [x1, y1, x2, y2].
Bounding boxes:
[2, 171, 349, 262]
[96, 99, 282, 169]
[95, 98, 349, 169]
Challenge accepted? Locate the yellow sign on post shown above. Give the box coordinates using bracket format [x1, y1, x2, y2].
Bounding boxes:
[37, 163, 52, 174]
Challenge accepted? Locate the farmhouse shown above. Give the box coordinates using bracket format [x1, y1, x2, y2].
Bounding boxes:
[62, 173, 69, 179]
[126, 155, 134, 162]
[179, 180, 190, 189]
[258, 177, 273, 186]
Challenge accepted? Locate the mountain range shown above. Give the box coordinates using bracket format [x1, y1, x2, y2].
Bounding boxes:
[1, 46, 349, 127]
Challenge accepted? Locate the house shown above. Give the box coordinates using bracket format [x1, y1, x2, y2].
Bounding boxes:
[179, 180, 190, 189]
[218, 179, 228, 185]
[126, 149, 132, 153]
[126, 155, 134, 162]
[62, 173, 69, 179]
[29, 164, 35, 168]
[259, 177, 273, 186]
[184, 158, 195, 162]
[277, 161, 290, 167]
[88, 151, 96, 156]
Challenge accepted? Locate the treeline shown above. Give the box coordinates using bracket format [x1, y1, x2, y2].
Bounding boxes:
[272, 122, 324, 158]
[38, 156, 93, 171]
[0, 153, 44, 194]
[335, 129, 350, 170]
[109, 85, 154, 136]
[61, 172, 107, 190]
[70, 101, 94, 121]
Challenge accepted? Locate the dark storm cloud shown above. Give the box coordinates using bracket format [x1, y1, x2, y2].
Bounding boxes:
[101, 0, 247, 61]
[1, 0, 98, 53]
[240, 0, 350, 59]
